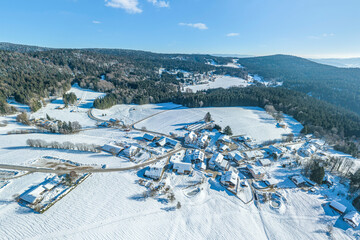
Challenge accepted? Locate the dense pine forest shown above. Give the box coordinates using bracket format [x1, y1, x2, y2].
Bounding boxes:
[237, 55, 360, 115]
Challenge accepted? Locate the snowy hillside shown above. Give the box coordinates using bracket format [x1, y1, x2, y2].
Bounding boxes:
[0, 84, 359, 240]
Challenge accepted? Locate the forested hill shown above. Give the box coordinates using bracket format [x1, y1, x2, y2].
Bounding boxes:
[237, 55, 360, 115]
[0, 45, 246, 113]
[0, 42, 51, 53]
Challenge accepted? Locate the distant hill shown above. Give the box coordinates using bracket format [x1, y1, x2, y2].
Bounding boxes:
[237, 54, 360, 115]
[311, 58, 360, 68]
[0, 42, 51, 53]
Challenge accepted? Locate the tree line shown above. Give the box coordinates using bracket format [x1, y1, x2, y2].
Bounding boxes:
[26, 139, 100, 152]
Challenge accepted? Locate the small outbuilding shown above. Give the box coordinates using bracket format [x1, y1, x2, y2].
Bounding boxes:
[343, 211, 360, 228]
[143, 133, 155, 142]
[329, 200, 347, 214]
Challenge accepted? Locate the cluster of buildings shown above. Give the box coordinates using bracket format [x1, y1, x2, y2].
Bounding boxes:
[329, 200, 360, 228]
[101, 143, 140, 158]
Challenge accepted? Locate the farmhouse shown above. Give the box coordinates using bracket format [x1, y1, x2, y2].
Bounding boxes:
[156, 137, 180, 148]
[329, 200, 347, 214]
[144, 166, 163, 180]
[343, 211, 360, 228]
[173, 162, 193, 175]
[220, 171, 238, 189]
[243, 150, 264, 160]
[101, 144, 124, 155]
[20, 185, 46, 205]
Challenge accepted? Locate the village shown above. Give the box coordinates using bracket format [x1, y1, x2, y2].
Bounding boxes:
[0, 84, 359, 239]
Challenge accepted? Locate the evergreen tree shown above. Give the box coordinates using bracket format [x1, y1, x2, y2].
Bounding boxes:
[204, 112, 212, 122]
[224, 126, 233, 136]
[310, 163, 325, 184]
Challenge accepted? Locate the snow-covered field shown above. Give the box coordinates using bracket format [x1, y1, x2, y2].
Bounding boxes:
[1, 85, 359, 240]
[0, 164, 357, 239]
[183, 75, 251, 92]
[92, 102, 181, 125]
[31, 84, 105, 128]
[136, 106, 303, 143]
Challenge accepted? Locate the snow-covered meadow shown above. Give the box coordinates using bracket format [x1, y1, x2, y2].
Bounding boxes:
[31, 84, 105, 128]
[136, 106, 303, 144]
[183, 75, 251, 93]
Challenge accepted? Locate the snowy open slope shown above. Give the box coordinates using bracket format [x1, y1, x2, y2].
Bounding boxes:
[0, 169, 357, 240]
[183, 75, 251, 92]
[92, 102, 181, 125]
[31, 84, 105, 128]
[136, 106, 303, 143]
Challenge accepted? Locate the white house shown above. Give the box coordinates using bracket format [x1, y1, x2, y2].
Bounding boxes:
[343, 211, 360, 228]
[220, 171, 238, 189]
[197, 134, 209, 148]
[156, 137, 180, 148]
[185, 131, 197, 144]
[144, 166, 163, 180]
[173, 162, 192, 175]
[208, 152, 229, 170]
[244, 150, 264, 160]
[123, 145, 139, 158]
[192, 150, 205, 163]
[329, 200, 347, 214]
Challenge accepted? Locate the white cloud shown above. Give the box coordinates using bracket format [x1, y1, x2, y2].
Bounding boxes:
[147, 0, 169, 8]
[179, 22, 208, 30]
[308, 33, 335, 40]
[92, 20, 101, 24]
[105, 0, 142, 14]
[226, 32, 239, 37]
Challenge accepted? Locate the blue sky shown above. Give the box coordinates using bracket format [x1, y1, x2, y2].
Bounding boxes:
[0, 0, 359, 58]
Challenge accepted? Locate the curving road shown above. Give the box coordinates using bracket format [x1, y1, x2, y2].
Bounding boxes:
[0, 147, 183, 174]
